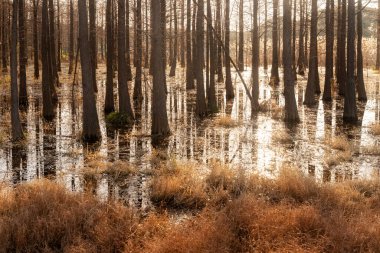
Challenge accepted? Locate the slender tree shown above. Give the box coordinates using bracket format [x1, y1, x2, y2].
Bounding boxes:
[357, 0, 367, 101]
[304, 0, 319, 105]
[180, 0, 185, 67]
[283, 0, 299, 122]
[57, 0, 61, 72]
[271, 0, 280, 85]
[291, 0, 297, 79]
[33, 0, 39, 79]
[78, 0, 101, 142]
[41, 0, 55, 120]
[48, 0, 59, 85]
[1, 1, 7, 72]
[18, 0, 27, 107]
[186, 0, 194, 89]
[216, 0, 223, 82]
[377, 0, 380, 69]
[263, 0, 268, 72]
[89, 0, 97, 92]
[207, 0, 217, 113]
[343, 0, 357, 122]
[337, 0, 347, 96]
[323, 0, 334, 101]
[105, 0, 115, 113]
[134, 0, 143, 102]
[126, 0, 132, 81]
[118, 0, 134, 119]
[297, 0, 305, 75]
[251, 0, 259, 112]
[68, 0, 74, 74]
[151, 0, 170, 137]
[225, 0, 234, 99]
[238, 0, 244, 71]
[196, 0, 207, 116]
[11, 0, 24, 141]
[169, 0, 178, 77]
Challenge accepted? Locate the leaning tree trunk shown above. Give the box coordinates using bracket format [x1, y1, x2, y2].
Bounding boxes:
[11, 0, 24, 141]
[33, 0, 39, 79]
[195, 0, 207, 117]
[304, 0, 319, 106]
[105, 0, 115, 114]
[356, 0, 367, 101]
[18, 0, 28, 107]
[270, 0, 280, 85]
[89, 0, 97, 92]
[78, 0, 101, 142]
[323, 0, 334, 101]
[41, 0, 55, 120]
[225, 0, 234, 99]
[283, 0, 299, 122]
[118, 0, 134, 119]
[151, 0, 170, 138]
[251, 0, 259, 113]
[238, 0, 244, 71]
[68, 0, 74, 74]
[185, 0, 194, 89]
[133, 0, 143, 102]
[343, 0, 357, 122]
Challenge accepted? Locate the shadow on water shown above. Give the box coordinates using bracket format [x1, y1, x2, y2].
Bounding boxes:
[0, 64, 380, 208]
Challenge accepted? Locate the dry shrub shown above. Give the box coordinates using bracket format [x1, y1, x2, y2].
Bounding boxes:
[0, 180, 137, 253]
[370, 123, 380, 136]
[215, 116, 240, 128]
[327, 136, 351, 151]
[324, 150, 352, 167]
[362, 145, 380, 155]
[150, 161, 207, 209]
[273, 130, 293, 144]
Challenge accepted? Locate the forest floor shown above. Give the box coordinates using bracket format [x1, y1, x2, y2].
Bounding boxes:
[0, 63, 380, 252]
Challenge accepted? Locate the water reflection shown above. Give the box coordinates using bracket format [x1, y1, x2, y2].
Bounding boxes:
[0, 65, 379, 206]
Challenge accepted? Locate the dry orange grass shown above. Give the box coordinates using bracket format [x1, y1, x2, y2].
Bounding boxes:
[326, 136, 352, 151]
[370, 124, 380, 136]
[215, 116, 240, 128]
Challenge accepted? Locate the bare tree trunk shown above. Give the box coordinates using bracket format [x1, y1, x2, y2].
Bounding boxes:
[33, 0, 39, 79]
[323, 0, 334, 101]
[207, 0, 217, 113]
[356, 0, 367, 101]
[196, 0, 207, 116]
[377, 0, 380, 69]
[151, 0, 170, 138]
[89, 0, 97, 92]
[180, 0, 185, 67]
[57, 0, 61, 72]
[291, 0, 297, 79]
[337, 0, 347, 96]
[251, 0, 259, 112]
[304, 0, 309, 66]
[133, 0, 143, 102]
[1, 1, 8, 72]
[192, 3, 197, 80]
[105, 0, 115, 114]
[238, 0, 244, 71]
[169, 0, 178, 77]
[48, 0, 59, 86]
[304, 0, 318, 106]
[78, 0, 101, 142]
[18, 0, 28, 107]
[270, 0, 280, 85]
[126, 0, 132, 81]
[68, 0, 74, 74]
[186, 0, 194, 89]
[225, 0, 234, 99]
[11, 0, 24, 141]
[41, 0, 55, 120]
[263, 0, 268, 72]
[343, 0, 357, 122]
[216, 0, 223, 82]
[118, 0, 134, 119]
[297, 0, 305, 75]
[144, 0, 149, 68]
[283, 0, 299, 122]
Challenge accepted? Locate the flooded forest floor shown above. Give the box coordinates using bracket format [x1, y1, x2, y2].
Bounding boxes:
[0, 63, 380, 252]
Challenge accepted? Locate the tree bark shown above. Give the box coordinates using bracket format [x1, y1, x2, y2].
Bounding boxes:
[186, 0, 194, 89]
[225, 0, 234, 99]
[133, 0, 143, 102]
[169, 0, 178, 77]
[196, 0, 207, 116]
[323, 0, 334, 101]
[33, 0, 39, 79]
[18, 0, 28, 107]
[1, 1, 8, 72]
[216, 0, 223, 82]
[126, 0, 133, 81]
[356, 0, 367, 102]
[270, 0, 280, 85]
[283, 0, 299, 122]
[343, 0, 357, 122]
[68, 0, 74, 74]
[238, 0, 244, 71]
[151, 0, 170, 138]
[297, 0, 305, 75]
[78, 0, 101, 142]
[207, 0, 217, 113]
[263, 0, 268, 71]
[377, 0, 380, 69]
[251, 0, 259, 113]
[105, 0, 115, 114]
[11, 0, 24, 141]
[118, 0, 134, 119]
[48, 0, 59, 86]
[89, 0, 97, 92]
[337, 0, 347, 96]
